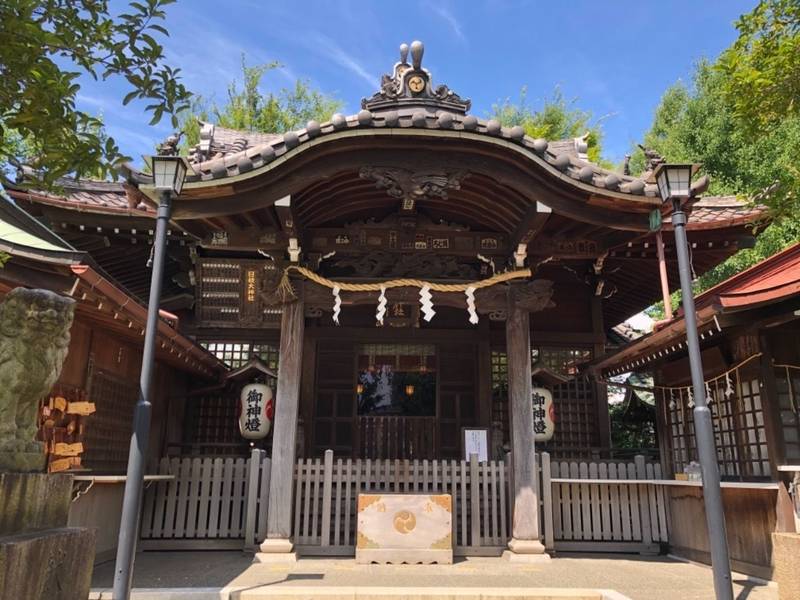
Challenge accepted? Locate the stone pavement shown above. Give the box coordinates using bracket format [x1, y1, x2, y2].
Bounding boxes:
[91, 552, 777, 600]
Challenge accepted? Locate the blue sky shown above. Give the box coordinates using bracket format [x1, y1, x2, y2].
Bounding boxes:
[76, 0, 757, 167]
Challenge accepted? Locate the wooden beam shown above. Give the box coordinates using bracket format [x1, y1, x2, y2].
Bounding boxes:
[262, 295, 305, 555]
[274, 195, 298, 238]
[511, 201, 551, 249]
[275, 195, 304, 261]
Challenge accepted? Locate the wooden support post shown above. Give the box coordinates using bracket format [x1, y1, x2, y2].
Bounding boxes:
[504, 299, 548, 560]
[541, 452, 554, 551]
[244, 448, 263, 551]
[257, 296, 304, 561]
[656, 231, 673, 320]
[592, 294, 611, 454]
[477, 319, 493, 428]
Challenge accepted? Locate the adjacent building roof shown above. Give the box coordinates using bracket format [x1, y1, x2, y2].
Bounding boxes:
[0, 189, 224, 378]
[593, 242, 800, 376]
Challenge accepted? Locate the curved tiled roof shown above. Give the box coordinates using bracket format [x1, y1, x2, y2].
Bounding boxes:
[126, 41, 666, 203]
[683, 196, 768, 229]
[138, 109, 660, 202]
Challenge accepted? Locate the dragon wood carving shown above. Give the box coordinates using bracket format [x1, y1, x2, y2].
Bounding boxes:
[359, 166, 469, 211]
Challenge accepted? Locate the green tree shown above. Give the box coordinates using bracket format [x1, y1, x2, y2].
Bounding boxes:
[491, 86, 610, 166]
[0, 0, 191, 187]
[183, 59, 343, 147]
[716, 0, 800, 132]
[632, 55, 800, 320]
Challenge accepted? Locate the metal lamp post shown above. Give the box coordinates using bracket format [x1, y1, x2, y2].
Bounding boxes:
[654, 163, 733, 600]
[113, 153, 189, 600]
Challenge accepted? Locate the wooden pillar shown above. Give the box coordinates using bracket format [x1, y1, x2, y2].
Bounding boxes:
[505, 300, 548, 559]
[478, 318, 493, 428]
[592, 294, 611, 454]
[258, 296, 304, 558]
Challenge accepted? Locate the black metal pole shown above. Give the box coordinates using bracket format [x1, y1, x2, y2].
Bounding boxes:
[112, 189, 172, 599]
[672, 199, 733, 600]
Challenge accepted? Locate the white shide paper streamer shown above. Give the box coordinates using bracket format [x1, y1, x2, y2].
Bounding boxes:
[419, 285, 435, 322]
[376, 286, 387, 325]
[465, 286, 478, 324]
[332, 285, 341, 325]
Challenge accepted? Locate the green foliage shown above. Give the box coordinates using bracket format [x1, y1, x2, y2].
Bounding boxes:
[631, 4, 800, 310]
[491, 87, 611, 166]
[183, 59, 343, 147]
[716, 0, 800, 132]
[609, 394, 657, 450]
[0, 0, 191, 187]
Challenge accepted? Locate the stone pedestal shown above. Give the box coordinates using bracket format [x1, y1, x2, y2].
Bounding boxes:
[253, 538, 297, 563]
[355, 494, 453, 565]
[773, 532, 800, 600]
[0, 473, 96, 600]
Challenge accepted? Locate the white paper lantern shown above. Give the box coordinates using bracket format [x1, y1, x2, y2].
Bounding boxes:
[532, 386, 555, 442]
[238, 383, 274, 440]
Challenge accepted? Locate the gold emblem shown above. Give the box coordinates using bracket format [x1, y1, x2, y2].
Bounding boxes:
[393, 510, 417, 534]
[408, 75, 425, 93]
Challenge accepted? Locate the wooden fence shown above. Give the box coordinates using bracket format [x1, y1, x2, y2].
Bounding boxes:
[139, 450, 668, 555]
[140, 452, 271, 550]
[544, 454, 669, 554]
[292, 451, 509, 555]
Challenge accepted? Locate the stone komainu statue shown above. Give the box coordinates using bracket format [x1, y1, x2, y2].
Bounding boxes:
[0, 288, 75, 472]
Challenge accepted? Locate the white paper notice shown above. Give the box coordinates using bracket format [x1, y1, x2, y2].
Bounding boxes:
[463, 429, 488, 462]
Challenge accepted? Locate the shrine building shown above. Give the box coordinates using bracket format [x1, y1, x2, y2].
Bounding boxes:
[3, 41, 777, 563]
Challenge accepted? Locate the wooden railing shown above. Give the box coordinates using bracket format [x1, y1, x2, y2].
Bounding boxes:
[543, 454, 669, 553]
[139, 450, 669, 556]
[140, 452, 271, 550]
[358, 416, 437, 459]
[293, 451, 509, 555]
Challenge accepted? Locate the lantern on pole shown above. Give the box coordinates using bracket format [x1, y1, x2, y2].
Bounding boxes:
[238, 382, 274, 440]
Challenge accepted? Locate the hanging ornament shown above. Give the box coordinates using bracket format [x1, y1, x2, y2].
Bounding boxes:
[332, 285, 341, 325]
[465, 286, 478, 324]
[376, 286, 387, 325]
[668, 389, 677, 410]
[724, 372, 734, 399]
[687, 387, 695, 409]
[419, 285, 435, 322]
[705, 381, 714, 405]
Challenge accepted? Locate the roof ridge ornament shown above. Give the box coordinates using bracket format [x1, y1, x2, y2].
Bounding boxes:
[361, 40, 471, 114]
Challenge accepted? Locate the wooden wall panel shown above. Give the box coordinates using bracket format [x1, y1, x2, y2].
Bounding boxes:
[667, 486, 777, 579]
[59, 320, 92, 388]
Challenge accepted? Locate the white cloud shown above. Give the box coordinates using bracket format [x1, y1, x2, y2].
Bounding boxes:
[430, 4, 466, 43]
[299, 32, 376, 90]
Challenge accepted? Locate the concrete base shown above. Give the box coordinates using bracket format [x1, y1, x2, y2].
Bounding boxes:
[0, 472, 96, 600]
[503, 549, 552, 563]
[90, 585, 623, 599]
[252, 552, 298, 564]
[258, 537, 294, 553]
[356, 548, 452, 565]
[0, 527, 96, 600]
[0, 472, 72, 535]
[773, 532, 800, 600]
[507, 537, 548, 555]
